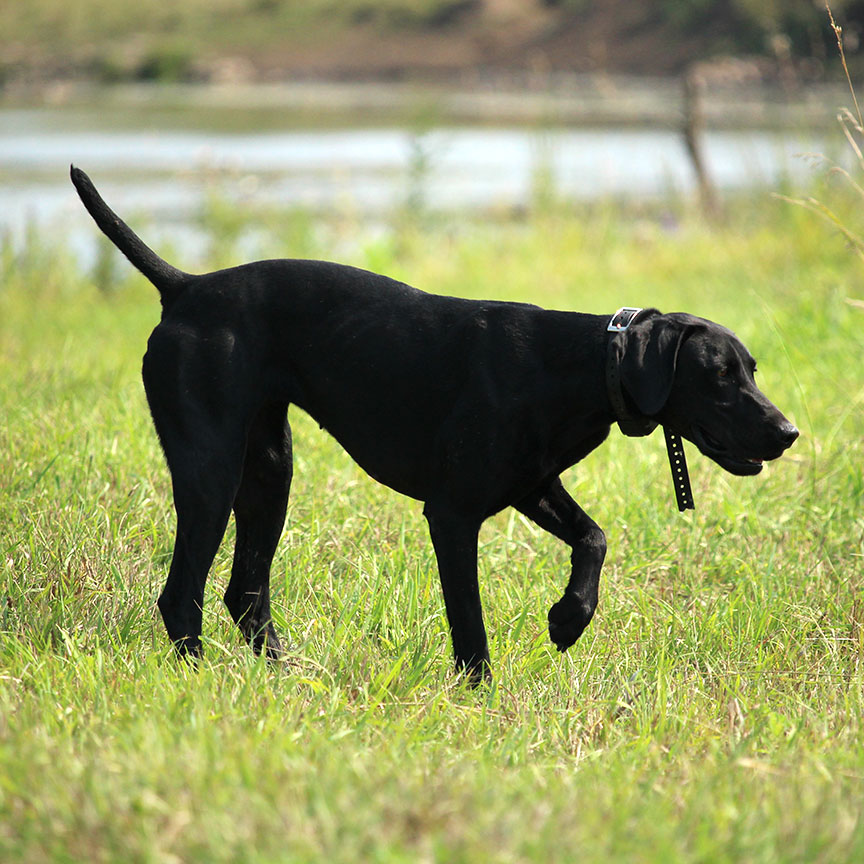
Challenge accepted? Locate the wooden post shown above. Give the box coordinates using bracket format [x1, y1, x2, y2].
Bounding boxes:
[682, 67, 721, 219]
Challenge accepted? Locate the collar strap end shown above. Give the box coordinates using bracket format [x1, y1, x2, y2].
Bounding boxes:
[664, 427, 695, 511]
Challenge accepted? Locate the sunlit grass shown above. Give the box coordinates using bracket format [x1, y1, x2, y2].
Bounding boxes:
[1, 192, 863, 861]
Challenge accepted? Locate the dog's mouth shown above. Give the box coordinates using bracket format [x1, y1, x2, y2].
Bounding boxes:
[690, 425, 766, 476]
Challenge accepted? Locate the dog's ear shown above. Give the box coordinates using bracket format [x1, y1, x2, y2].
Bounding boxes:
[619, 315, 692, 417]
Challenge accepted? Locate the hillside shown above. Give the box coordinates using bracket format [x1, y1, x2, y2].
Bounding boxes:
[0, 0, 860, 87]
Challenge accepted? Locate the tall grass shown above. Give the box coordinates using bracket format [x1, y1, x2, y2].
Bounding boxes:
[1, 190, 863, 860]
[780, 3, 864, 307]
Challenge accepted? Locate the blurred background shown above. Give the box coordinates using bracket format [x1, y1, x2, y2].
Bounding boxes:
[1, 0, 862, 263]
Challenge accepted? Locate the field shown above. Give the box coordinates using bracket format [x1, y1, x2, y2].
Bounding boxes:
[1, 185, 863, 861]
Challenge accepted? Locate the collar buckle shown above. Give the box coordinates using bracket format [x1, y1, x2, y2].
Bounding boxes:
[607, 307, 643, 332]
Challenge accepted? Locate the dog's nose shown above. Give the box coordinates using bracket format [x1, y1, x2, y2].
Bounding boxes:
[778, 422, 799, 448]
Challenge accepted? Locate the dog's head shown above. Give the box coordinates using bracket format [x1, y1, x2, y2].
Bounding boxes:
[618, 312, 798, 475]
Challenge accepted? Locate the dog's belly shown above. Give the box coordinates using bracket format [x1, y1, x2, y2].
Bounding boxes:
[297, 401, 438, 502]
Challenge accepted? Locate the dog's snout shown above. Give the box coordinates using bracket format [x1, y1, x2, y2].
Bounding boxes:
[778, 422, 799, 449]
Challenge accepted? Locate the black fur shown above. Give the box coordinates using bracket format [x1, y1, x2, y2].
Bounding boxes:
[71, 166, 798, 682]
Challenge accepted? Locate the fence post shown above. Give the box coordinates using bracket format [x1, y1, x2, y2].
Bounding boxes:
[682, 67, 721, 219]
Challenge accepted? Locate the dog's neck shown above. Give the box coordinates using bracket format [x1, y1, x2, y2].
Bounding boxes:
[604, 308, 658, 438]
[604, 308, 695, 512]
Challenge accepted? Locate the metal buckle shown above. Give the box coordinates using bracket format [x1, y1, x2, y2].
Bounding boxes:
[607, 307, 643, 332]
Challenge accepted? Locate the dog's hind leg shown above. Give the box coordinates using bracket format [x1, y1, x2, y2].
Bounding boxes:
[155, 439, 246, 659]
[424, 508, 490, 684]
[515, 477, 607, 654]
[225, 402, 292, 659]
[143, 333, 250, 659]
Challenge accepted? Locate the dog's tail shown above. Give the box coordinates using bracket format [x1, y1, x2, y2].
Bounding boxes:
[70, 165, 190, 305]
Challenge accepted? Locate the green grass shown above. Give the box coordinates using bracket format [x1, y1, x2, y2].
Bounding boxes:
[1, 191, 864, 862]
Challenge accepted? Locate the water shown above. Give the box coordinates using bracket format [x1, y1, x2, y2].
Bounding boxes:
[0, 101, 833, 260]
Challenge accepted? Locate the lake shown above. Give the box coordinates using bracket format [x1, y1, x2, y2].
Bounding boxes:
[0, 84, 841, 262]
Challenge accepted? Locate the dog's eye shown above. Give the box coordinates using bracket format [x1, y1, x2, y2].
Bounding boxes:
[718, 367, 728, 378]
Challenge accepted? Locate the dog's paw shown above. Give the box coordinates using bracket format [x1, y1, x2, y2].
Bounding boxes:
[547, 594, 594, 653]
[172, 636, 203, 662]
[249, 623, 283, 662]
[454, 653, 492, 688]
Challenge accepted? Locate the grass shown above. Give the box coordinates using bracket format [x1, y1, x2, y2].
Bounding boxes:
[1, 187, 864, 861]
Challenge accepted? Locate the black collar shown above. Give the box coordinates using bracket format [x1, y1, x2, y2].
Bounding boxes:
[605, 307, 658, 438]
[605, 308, 695, 512]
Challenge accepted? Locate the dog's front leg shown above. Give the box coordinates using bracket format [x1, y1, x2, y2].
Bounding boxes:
[424, 508, 490, 684]
[515, 478, 607, 653]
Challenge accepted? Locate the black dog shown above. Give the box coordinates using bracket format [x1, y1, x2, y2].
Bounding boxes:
[71, 166, 798, 681]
